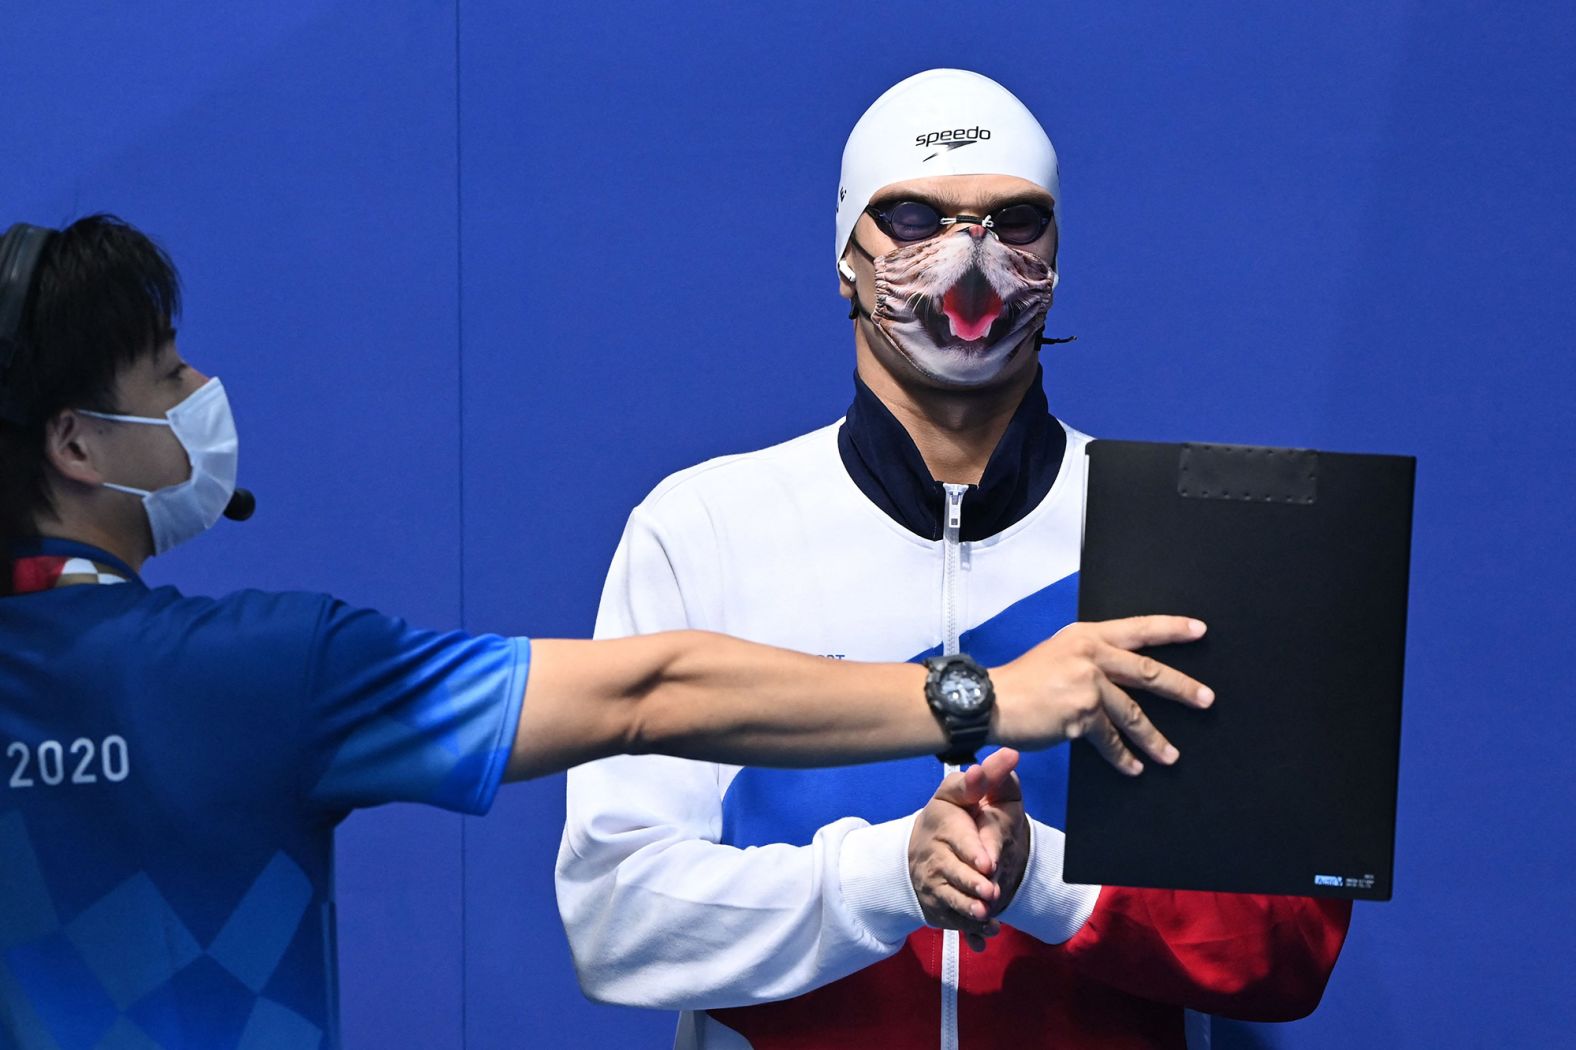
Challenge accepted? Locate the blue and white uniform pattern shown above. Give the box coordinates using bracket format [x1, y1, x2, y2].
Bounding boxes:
[0, 539, 527, 1050]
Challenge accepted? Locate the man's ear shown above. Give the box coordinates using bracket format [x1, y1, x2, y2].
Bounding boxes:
[43, 410, 105, 487]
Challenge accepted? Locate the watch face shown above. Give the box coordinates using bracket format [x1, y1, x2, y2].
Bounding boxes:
[937, 664, 988, 713]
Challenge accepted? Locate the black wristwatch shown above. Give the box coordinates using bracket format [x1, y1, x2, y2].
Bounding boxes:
[923, 653, 995, 766]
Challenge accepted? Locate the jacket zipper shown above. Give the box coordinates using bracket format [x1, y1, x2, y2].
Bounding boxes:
[942, 485, 965, 658]
[940, 483, 968, 1050]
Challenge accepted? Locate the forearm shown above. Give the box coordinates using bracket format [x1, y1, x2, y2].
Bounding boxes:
[510, 632, 938, 780]
[557, 755, 921, 1008]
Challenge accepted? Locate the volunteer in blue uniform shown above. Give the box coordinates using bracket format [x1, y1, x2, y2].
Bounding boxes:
[0, 215, 1210, 1048]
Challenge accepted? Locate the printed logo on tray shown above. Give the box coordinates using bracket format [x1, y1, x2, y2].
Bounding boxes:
[1314, 872, 1376, 890]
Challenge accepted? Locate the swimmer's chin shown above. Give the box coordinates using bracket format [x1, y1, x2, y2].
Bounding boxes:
[900, 345, 1020, 388]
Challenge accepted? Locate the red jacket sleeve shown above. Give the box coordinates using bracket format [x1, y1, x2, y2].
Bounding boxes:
[1059, 887, 1352, 1021]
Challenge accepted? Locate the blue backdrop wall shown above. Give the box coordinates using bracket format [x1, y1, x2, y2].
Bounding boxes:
[4, 2, 1572, 1047]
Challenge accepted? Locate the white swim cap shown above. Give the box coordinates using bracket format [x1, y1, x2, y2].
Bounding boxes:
[835, 69, 1059, 264]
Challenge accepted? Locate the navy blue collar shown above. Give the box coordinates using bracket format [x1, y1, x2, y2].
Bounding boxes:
[10, 537, 143, 585]
[836, 370, 1067, 542]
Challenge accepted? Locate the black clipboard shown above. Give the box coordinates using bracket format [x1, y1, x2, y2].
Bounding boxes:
[1064, 440, 1414, 901]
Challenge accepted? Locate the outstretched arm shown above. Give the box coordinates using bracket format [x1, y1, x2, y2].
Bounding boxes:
[507, 616, 1213, 781]
[509, 632, 930, 779]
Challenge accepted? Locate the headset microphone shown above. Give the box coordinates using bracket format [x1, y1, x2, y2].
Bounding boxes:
[224, 488, 256, 522]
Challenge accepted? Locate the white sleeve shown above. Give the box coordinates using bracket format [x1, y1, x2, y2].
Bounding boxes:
[554, 507, 925, 1009]
[994, 816, 1101, 945]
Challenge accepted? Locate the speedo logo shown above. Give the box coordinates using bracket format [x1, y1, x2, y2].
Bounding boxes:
[917, 126, 992, 161]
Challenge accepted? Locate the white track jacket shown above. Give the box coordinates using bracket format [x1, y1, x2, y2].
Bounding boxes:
[556, 377, 1350, 1049]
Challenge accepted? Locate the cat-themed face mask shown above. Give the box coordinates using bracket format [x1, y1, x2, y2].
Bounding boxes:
[846, 216, 1058, 386]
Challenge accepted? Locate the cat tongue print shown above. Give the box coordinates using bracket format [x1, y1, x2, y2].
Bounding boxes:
[941, 266, 1005, 342]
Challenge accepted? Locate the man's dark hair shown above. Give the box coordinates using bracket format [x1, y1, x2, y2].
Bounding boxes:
[0, 214, 181, 592]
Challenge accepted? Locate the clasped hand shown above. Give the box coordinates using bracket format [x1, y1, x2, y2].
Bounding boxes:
[908, 616, 1213, 950]
[907, 748, 1026, 952]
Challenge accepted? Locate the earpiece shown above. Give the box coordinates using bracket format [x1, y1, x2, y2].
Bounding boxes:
[838, 259, 857, 283]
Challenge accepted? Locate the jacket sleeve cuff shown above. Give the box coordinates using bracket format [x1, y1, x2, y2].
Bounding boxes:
[996, 817, 1101, 945]
[837, 814, 925, 946]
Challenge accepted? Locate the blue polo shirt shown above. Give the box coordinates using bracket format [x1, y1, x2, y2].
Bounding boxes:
[0, 539, 528, 1049]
